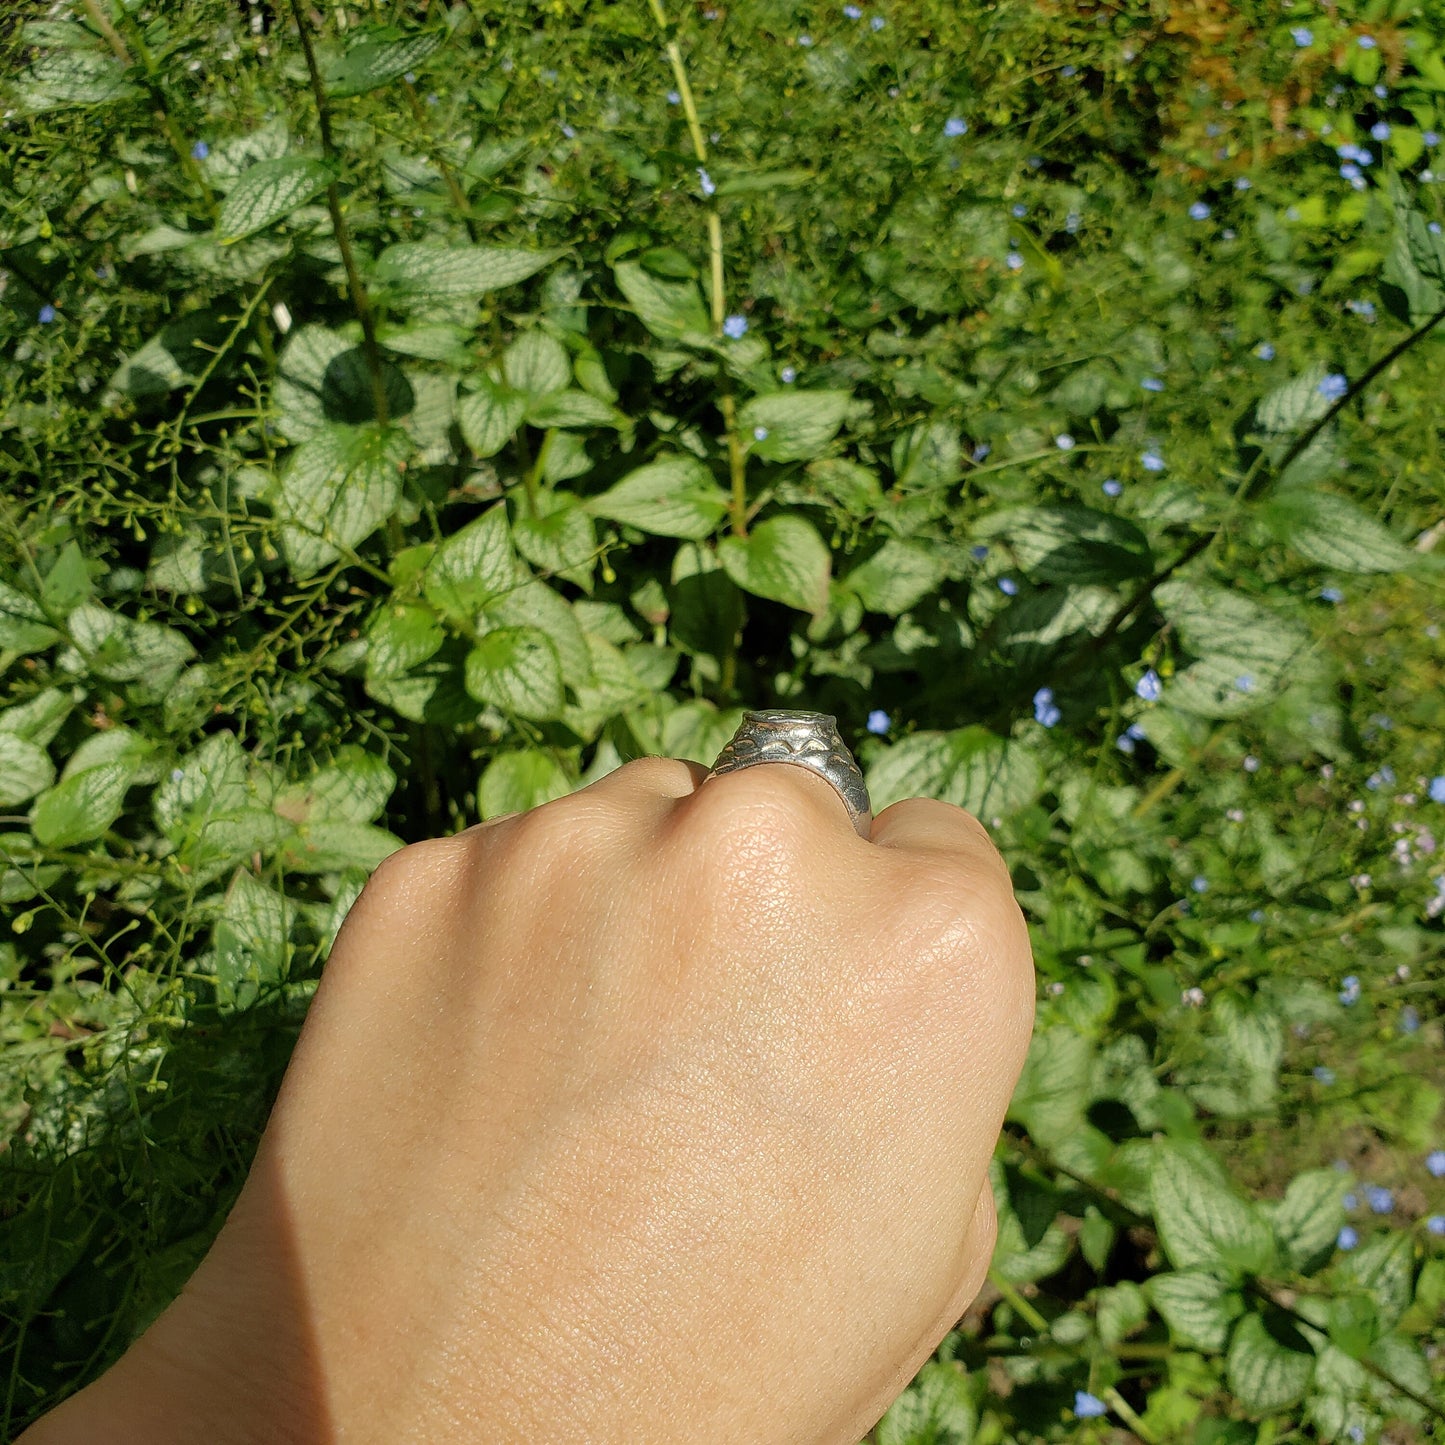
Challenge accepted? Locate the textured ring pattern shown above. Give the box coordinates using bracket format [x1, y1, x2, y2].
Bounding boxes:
[706, 709, 872, 838]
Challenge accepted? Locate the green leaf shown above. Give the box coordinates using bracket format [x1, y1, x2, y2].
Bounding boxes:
[365, 601, 445, 681]
[511, 495, 597, 592]
[40, 542, 93, 616]
[478, 749, 574, 819]
[30, 728, 153, 848]
[483, 579, 592, 689]
[844, 539, 949, 615]
[16, 49, 140, 110]
[213, 871, 292, 1010]
[1336, 1232, 1414, 1332]
[524, 390, 628, 430]
[875, 1361, 977, 1445]
[1272, 1170, 1348, 1272]
[218, 156, 331, 243]
[612, 261, 712, 345]
[975, 506, 1153, 585]
[1262, 489, 1415, 574]
[1255, 366, 1334, 437]
[104, 309, 232, 400]
[503, 330, 572, 397]
[423, 504, 523, 624]
[0, 582, 60, 654]
[283, 821, 402, 874]
[457, 374, 529, 458]
[464, 627, 564, 720]
[589, 456, 728, 541]
[1145, 1272, 1242, 1352]
[275, 423, 408, 577]
[1007, 1026, 1094, 1149]
[718, 515, 831, 614]
[272, 325, 414, 440]
[668, 542, 744, 660]
[322, 28, 443, 97]
[67, 603, 196, 692]
[1151, 1140, 1276, 1278]
[276, 746, 395, 825]
[737, 390, 852, 463]
[374, 243, 563, 300]
[0, 734, 54, 807]
[891, 419, 961, 491]
[867, 726, 1044, 818]
[1225, 1312, 1315, 1414]
[0, 688, 74, 747]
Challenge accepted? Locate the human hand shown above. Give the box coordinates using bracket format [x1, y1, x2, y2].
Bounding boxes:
[26, 754, 1033, 1445]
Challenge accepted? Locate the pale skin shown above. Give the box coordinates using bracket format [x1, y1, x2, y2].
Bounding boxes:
[23, 755, 1035, 1444]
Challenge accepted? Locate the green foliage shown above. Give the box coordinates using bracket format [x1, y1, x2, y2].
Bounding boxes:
[2, 0, 1444, 1439]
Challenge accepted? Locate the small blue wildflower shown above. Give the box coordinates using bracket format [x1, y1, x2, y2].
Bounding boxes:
[1340, 162, 1363, 182]
[1116, 733, 1137, 755]
[998, 577, 1019, 596]
[1126, 722, 1147, 741]
[1345, 299, 1376, 319]
[866, 709, 891, 735]
[1320, 586, 1344, 603]
[1141, 449, 1165, 472]
[1061, 64, 1077, 78]
[870, 15, 884, 30]
[1427, 776, 1445, 804]
[1033, 687, 1061, 728]
[1318, 373, 1348, 402]
[780, 366, 797, 383]
[1366, 1186, 1394, 1214]
[1340, 975, 1361, 1005]
[1065, 211, 1081, 233]
[1074, 1393, 1107, 1419]
[1136, 669, 1162, 702]
[1191, 875, 1209, 893]
[1011, 203, 1028, 218]
[722, 315, 747, 339]
[1314, 1066, 1336, 1085]
[1188, 200, 1211, 220]
[403, 72, 416, 84]
[1243, 755, 1259, 772]
[752, 426, 769, 441]
[1055, 433, 1075, 450]
[560, 123, 576, 139]
[1356, 150, 1375, 166]
[1401, 1006, 1420, 1034]
[971, 443, 991, 463]
[191, 140, 209, 160]
[1027, 154, 1043, 168]
[1338, 1225, 1360, 1250]
[1255, 341, 1276, 360]
[797, 34, 813, 46]
[1432, 222, 1444, 236]
[667, 90, 681, 104]
[970, 544, 989, 561]
[944, 117, 968, 137]
[1357, 34, 1376, 49]
[1102, 478, 1123, 497]
[1428, 1215, 1445, 1236]
[1141, 376, 1165, 392]
[1006, 251, 1024, 271]
[1425, 131, 1441, 147]
[697, 167, 716, 196]
[1371, 122, 1391, 142]
[1291, 26, 1313, 46]
[843, 3, 862, 16]
[1234, 176, 1252, 190]
[1235, 674, 1254, 692]
[37, 304, 56, 325]
[1343, 1192, 1358, 1210]
[1427, 1149, 1445, 1178]
[1374, 84, 1388, 99]
[1248, 908, 1264, 922]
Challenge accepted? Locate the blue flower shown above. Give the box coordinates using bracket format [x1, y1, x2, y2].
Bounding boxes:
[1371, 122, 1391, 142]
[1248, 907, 1264, 922]
[37, 304, 56, 325]
[1102, 478, 1123, 497]
[998, 577, 1019, 596]
[944, 117, 968, 137]
[1188, 200, 1211, 220]
[1340, 975, 1361, 1005]
[1426, 131, 1441, 147]
[1061, 64, 1077, 77]
[780, 366, 796, 383]
[697, 167, 716, 196]
[1428, 1215, 1445, 1236]
[1055, 433, 1075, 450]
[1345, 299, 1376, 319]
[1141, 376, 1165, 392]
[1374, 83, 1388, 99]
[797, 34, 813, 46]
[1011, 203, 1028, 219]
[1136, 669, 1162, 702]
[560, 123, 576, 139]
[1006, 251, 1024, 271]
[1344, 1192, 1359, 1210]
[971, 443, 991, 463]
[1074, 1392, 1107, 1419]
[1320, 586, 1344, 603]
[723, 314, 747, 339]
[866, 709, 891, 735]
[1235, 674, 1254, 692]
[1191, 875, 1209, 893]
[1356, 149, 1375, 167]
[1318, 373, 1348, 401]
[1255, 341, 1275, 360]
[667, 90, 681, 104]
[870, 15, 885, 30]
[1401, 1006, 1420, 1034]
[1340, 162, 1363, 182]
[1235, 176, 1252, 190]
[843, 3, 862, 16]
[1357, 34, 1376, 49]
[970, 544, 989, 560]
[1065, 211, 1081, 233]
[1337, 1225, 1360, 1250]
[1033, 687, 1061, 727]
[1291, 26, 1313, 46]
[1432, 222, 1444, 236]
[1426, 1149, 1445, 1177]
[1027, 154, 1043, 168]
[1428, 776, 1445, 803]
[1313, 1066, 1336, 1085]
[191, 140, 209, 160]
[1366, 1186, 1394, 1214]
[752, 426, 769, 441]
[1141, 449, 1165, 472]
[1116, 732, 1137, 754]
[1243, 754, 1259, 772]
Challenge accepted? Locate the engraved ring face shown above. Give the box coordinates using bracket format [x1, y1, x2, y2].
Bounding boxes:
[705, 709, 872, 839]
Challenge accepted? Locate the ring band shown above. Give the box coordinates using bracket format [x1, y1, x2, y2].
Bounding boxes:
[705, 710, 872, 839]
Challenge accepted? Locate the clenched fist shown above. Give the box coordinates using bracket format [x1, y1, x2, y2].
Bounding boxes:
[25, 755, 1033, 1445]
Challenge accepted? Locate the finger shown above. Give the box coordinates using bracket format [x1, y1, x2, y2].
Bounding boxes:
[693, 757, 871, 843]
[867, 796, 1008, 878]
[578, 754, 711, 806]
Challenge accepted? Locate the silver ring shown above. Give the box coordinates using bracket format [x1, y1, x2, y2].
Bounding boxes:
[705, 710, 872, 839]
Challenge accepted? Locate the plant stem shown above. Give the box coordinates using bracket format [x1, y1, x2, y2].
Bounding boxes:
[287, 0, 391, 430]
[401, 78, 479, 241]
[986, 1269, 1050, 1334]
[1102, 1386, 1160, 1444]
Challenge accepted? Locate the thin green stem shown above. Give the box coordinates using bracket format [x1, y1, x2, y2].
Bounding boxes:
[986, 1269, 1049, 1335]
[287, 0, 391, 431]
